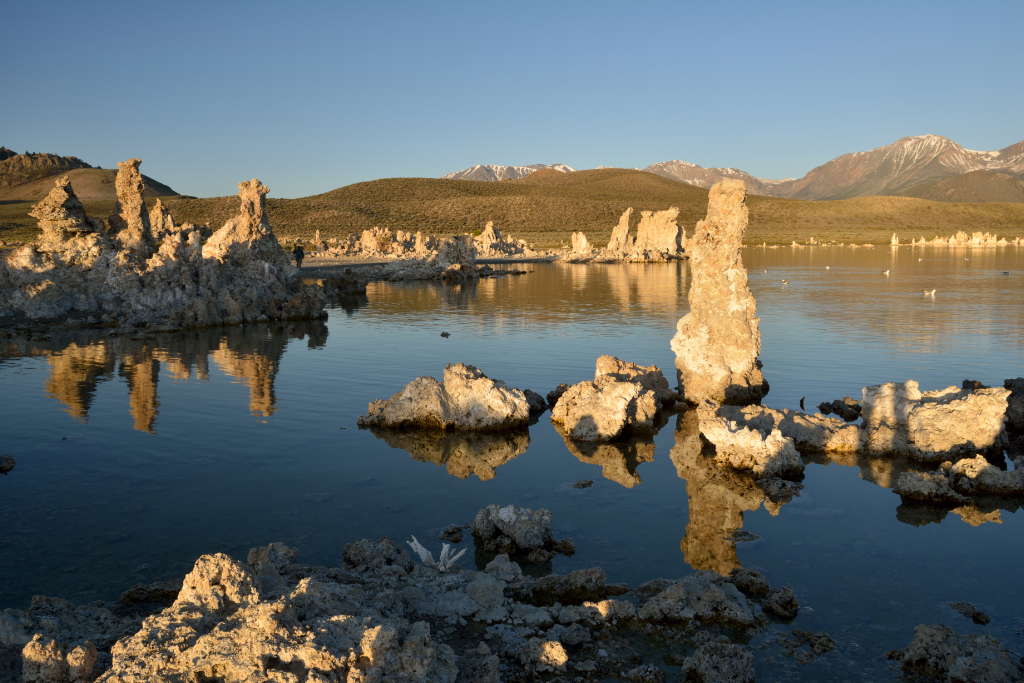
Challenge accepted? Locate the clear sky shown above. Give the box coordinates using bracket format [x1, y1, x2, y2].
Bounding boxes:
[2, 1, 1021, 198]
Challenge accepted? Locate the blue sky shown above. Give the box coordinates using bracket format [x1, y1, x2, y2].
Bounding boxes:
[2, 1, 1021, 198]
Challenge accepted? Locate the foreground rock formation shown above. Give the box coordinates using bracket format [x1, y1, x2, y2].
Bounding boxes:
[0, 162, 324, 329]
[671, 179, 768, 406]
[471, 504, 576, 564]
[357, 363, 530, 431]
[550, 356, 676, 442]
[696, 401, 805, 479]
[886, 623, 1024, 682]
[3, 526, 820, 683]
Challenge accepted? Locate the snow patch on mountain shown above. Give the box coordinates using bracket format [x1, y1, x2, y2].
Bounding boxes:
[442, 163, 575, 181]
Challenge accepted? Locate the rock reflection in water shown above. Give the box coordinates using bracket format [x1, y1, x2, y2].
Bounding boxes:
[805, 451, 1020, 527]
[670, 410, 794, 575]
[366, 427, 530, 480]
[10, 321, 328, 432]
[562, 437, 654, 489]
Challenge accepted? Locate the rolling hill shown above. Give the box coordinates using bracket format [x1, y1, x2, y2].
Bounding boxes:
[900, 170, 1024, 203]
[4, 167, 1024, 247]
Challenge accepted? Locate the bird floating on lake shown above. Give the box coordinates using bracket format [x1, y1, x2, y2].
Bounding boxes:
[1003, 271, 1010, 275]
[440, 332, 451, 338]
[922, 289, 936, 295]
[826, 266, 831, 270]
[884, 270, 890, 275]
[781, 280, 788, 285]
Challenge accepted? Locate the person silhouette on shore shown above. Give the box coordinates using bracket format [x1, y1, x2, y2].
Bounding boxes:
[293, 245, 305, 269]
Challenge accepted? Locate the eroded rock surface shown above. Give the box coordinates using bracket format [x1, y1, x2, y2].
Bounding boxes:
[358, 363, 530, 431]
[671, 179, 768, 406]
[894, 455, 1024, 505]
[0, 164, 324, 328]
[697, 401, 804, 479]
[550, 356, 674, 442]
[715, 403, 861, 453]
[887, 623, 1024, 682]
[861, 380, 1010, 459]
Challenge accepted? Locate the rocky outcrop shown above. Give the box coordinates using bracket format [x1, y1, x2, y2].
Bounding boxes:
[367, 427, 530, 480]
[817, 396, 862, 422]
[633, 208, 684, 254]
[0, 454, 14, 474]
[0, 163, 324, 328]
[671, 179, 768, 406]
[570, 231, 592, 254]
[472, 504, 576, 564]
[147, 199, 176, 239]
[474, 222, 536, 257]
[562, 207, 685, 263]
[861, 381, 1010, 460]
[886, 623, 1024, 682]
[107, 159, 154, 259]
[357, 363, 530, 431]
[27, 176, 105, 249]
[607, 208, 633, 252]
[550, 356, 674, 442]
[696, 401, 804, 479]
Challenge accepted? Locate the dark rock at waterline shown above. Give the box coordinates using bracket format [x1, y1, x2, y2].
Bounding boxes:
[950, 601, 991, 625]
[472, 504, 575, 564]
[762, 586, 800, 619]
[817, 396, 862, 422]
[119, 580, 182, 606]
[0, 455, 14, 474]
[1005, 377, 1024, 432]
[547, 383, 570, 408]
[886, 623, 1024, 681]
[962, 379, 990, 391]
[439, 523, 470, 543]
[522, 389, 547, 414]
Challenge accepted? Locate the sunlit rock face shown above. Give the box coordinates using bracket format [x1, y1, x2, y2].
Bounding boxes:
[714, 404, 861, 453]
[696, 401, 804, 479]
[366, 427, 530, 480]
[670, 411, 795, 575]
[860, 380, 1010, 460]
[671, 179, 768, 406]
[358, 363, 530, 431]
[0, 161, 324, 327]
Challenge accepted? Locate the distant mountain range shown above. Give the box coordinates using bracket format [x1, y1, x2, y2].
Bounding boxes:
[444, 135, 1024, 201]
[901, 169, 1024, 203]
[441, 163, 575, 181]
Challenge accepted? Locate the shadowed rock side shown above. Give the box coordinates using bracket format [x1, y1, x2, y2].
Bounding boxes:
[0, 163, 324, 328]
[9, 323, 324, 432]
[671, 178, 768, 406]
[366, 427, 530, 480]
[358, 363, 530, 431]
[671, 410, 796, 574]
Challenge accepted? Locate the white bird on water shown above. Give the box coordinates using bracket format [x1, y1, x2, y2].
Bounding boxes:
[884, 270, 890, 275]
[781, 280, 788, 285]
[922, 289, 936, 296]
[826, 266, 831, 270]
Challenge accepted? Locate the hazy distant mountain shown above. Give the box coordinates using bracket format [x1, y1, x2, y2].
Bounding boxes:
[774, 135, 1024, 200]
[643, 160, 791, 197]
[900, 169, 1024, 203]
[442, 163, 575, 181]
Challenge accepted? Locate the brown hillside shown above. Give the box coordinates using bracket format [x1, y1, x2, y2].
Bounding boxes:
[0, 168, 178, 202]
[900, 170, 1024, 203]
[0, 152, 93, 191]
[4, 169, 1024, 246]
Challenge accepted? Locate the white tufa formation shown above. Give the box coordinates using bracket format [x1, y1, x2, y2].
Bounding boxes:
[406, 536, 466, 572]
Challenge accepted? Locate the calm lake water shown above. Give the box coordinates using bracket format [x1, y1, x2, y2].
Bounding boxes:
[2, 245, 1023, 680]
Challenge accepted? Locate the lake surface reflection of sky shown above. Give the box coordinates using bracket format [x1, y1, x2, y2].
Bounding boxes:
[2, 246, 1023, 680]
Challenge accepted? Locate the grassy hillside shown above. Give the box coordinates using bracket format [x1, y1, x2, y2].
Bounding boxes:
[900, 170, 1024, 204]
[3, 168, 1023, 247]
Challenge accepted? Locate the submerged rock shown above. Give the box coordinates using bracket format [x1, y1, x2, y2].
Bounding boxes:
[671, 179, 768, 406]
[817, 396, 862, 422]
[887, 623, 1024, 682]
[357, 363, 530, 431]
[683, 641, 755, 683]
[471, 504, 575, 564]
[0, 454, 14, 474]
[861, 380, 1010, 460]
[950, 601, 991, 625]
